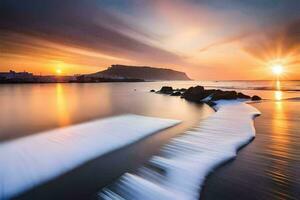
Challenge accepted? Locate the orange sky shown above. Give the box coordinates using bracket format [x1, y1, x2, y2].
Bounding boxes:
[1, 0, 300, 80]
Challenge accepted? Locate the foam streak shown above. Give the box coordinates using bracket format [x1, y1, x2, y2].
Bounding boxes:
[99, 101, 260, 200]
[0, 114, 180, 199]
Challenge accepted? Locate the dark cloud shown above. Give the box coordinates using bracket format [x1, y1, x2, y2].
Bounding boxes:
[0, 0, 183, 65]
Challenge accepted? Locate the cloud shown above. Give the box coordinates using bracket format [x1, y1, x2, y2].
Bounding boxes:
[0, 0, 183, 67]
[1, 0, 300, 79]
[198, 32, 251, 52]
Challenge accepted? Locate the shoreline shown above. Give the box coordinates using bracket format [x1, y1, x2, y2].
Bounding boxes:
[1, 84, 262, 200]
[99, 100, 261, 199]
[0, 115, 180, 199]
[2, 104, 212, 199]
[1, 83, 299, 199]
[14, 122, 186, 200]
[201, 100, 300, 200]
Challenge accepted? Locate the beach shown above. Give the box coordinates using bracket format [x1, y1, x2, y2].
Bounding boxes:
[2, 1, 300, 199]
[0, 81, 300, 199]
[201, 100, 300, 200]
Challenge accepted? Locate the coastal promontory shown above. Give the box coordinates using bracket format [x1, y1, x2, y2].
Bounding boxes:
[87, 65, 191, 81]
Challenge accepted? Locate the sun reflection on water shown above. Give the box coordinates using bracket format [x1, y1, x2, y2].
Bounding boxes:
[275, 91, 282, 101]
[56, 84, 70, 126]
[274, 80, 282, 101]
[275, 80, 281, 90]
[269, 80, 292, 193]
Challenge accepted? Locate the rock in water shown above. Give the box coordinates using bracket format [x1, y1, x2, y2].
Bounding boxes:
[251, 95, 262, 101]
[161, 85, 256, 105]
[237, 92, 251, 99]
[182, 86, 206, 102]
[210, 90, 238, 101]
[171, 91, 182, 96]
[159, 86, 173, 94]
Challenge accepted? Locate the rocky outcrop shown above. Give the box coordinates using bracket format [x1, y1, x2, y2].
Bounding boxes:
[170, 91, 182, 96]
[181, 86, 205, 102]
[153, 85, 261, 105]
[159, 86, 174, 94]
[210, 90, 238, 101]
[251, 95, 262, 101]
[237, 92, 251, 99]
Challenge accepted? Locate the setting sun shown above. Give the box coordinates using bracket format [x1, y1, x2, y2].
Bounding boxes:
[272, 64, 283, 75]
[56, 68, 62, 75]
[1, 1, 300, 200]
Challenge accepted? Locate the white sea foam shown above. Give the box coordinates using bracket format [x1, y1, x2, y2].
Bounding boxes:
[0, 114, 180, 200]
[99, 101, 260, 200]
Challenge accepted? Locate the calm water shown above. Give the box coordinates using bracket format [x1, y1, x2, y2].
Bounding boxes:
[1, 80, 300, 199]
[0, 82, 214, 141]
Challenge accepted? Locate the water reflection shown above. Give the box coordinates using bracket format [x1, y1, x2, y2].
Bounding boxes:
[0, 83, 213, 141]
[56, 84, 70, 126]
[270, 85, 293, 198]
[276, 80, 281, 90]
[275, 91, 283, 101]
[274, 80, 283, 101]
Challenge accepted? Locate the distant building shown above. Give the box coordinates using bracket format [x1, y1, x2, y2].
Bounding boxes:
[0, 70, 34, 80]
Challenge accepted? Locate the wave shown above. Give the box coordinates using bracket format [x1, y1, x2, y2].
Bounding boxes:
[281, 97, 300, 101]
[252, 97, 300, 102]
[0, 114, 180, 199]
[99, 101, 261, 200]
[203, 85, 300, 92]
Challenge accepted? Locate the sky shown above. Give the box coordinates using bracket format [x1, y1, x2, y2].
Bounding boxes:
[0, 0, 300, 80]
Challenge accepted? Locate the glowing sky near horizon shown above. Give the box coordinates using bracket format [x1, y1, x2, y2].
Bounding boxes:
[0, 0, 300, 79]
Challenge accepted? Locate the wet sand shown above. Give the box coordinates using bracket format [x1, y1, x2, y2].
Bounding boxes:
[201, 100, 300, 200]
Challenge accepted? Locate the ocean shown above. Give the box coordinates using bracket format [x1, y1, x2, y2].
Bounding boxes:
[1, 80, 299, 141]
[0, 80, 299, 199]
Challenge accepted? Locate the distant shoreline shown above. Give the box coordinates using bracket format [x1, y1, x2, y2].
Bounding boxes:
[0, 78, 145, 84]
[0, 65, 191, 84]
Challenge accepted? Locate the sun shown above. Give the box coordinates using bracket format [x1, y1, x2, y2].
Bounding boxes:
[56, 68, 62, 75]
[272, 64, 283, 75]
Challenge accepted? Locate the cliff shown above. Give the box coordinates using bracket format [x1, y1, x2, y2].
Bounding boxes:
[87, 65, 191, 81]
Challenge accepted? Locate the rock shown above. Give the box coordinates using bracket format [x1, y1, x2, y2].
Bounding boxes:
[173, 88, 186, 92]
[182, 86, 206, 102]
[159, 86, 173, 94]
[158, 85, 254, 106]
[150, 89, 155, 92]
[203, 89, 220, 97]
[210, 90, 238, 101]
[206, 101, 217, 107]
[171, 91, 182, 96]
[181, 86, 240, 102]
[237, 92, 251, 99]
[251, 95, 262, 101]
